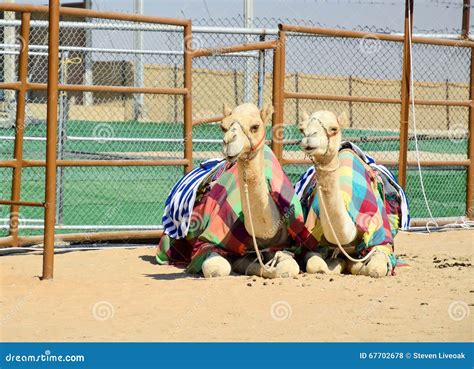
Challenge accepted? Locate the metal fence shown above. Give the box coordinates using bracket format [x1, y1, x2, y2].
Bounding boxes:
[0, 3, 472, 278]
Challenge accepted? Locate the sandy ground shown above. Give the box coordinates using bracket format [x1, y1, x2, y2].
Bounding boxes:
[0, 230, 472, 342]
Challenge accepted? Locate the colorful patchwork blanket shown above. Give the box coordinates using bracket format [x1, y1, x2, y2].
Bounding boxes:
[294, 142, 410, 270]
[157, 145, 317, 273]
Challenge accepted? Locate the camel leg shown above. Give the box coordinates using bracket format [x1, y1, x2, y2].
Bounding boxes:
[326, 257, 347, 274]
[347, 247, 391, 278]
[202, 252, 232, 278]
[305, 252, 329, 274]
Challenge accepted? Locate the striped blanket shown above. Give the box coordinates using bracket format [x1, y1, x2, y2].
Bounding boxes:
[295, 142, 409, 271]
[157, 145, 317, 274]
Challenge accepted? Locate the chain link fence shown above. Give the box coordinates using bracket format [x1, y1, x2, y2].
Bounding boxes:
[0, 13, 471, 239]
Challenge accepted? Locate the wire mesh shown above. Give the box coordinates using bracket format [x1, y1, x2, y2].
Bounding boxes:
[0, 13, 472, 240]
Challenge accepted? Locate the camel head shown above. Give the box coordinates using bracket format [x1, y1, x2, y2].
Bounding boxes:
[221, 103, 273, 163]
[299, 110, 348, 163]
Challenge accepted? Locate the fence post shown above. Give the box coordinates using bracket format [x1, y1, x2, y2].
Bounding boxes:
[272, 30, 285, 163]
[398, 0, 414, 189]
[348, 75, 354, 128]
[467, 49, 474, 219]
[462, 0, 471, 40]
[8, 11, 31, 247]
[42, 0, 60, 280]
[183, 21, 193, 174]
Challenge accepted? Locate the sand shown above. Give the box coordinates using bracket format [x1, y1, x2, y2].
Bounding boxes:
[0, 230, 472, 342]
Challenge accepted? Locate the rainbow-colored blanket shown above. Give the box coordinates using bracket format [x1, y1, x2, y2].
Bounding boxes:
[157, 145, 317, 273]
[296, 143, 408, 271]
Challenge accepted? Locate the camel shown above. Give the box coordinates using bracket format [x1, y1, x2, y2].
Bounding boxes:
[298, 110, 403, 278]
[202, 103, 300, 278]
[157, 103, 315, 278]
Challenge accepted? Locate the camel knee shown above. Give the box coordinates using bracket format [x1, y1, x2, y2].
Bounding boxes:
[202, 252, 231, 278]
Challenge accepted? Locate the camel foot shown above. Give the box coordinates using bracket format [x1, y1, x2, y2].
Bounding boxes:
[348, 251, 389, 278]
[202, 252, 231, 278]
[327, 258, 347, 274]
[305, 252, 329, 274]
[239, 251, 300, 278]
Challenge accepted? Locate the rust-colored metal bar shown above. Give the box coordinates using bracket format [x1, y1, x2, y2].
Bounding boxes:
[279, 23, 404, 42]
[467, 48, 474, 219]
[8, 12, 31, 247]
[285, 91, 401, 104]
[284, 91, 471, 107]
[27, 83, 188, 95]
[398, 0, 414, 189]
[42, 0, 60, 280]
[0, 82, 22, 90]
[192, 40, 277, 58]
[0, 230, 164, 248]
[279, 23, 474, 48]
[1, 159, 190, 168]
[281, 158, 470, 167]
[0, 3, 188, 26]
[462, 0, 471, 39]
[183, 21, 193, 174]
[0, 199, 45, 207]
[271, 31, 285, 163]
[192, 115, 225, 126]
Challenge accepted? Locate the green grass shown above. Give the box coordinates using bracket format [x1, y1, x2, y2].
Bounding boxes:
[0, 120, 468, 236]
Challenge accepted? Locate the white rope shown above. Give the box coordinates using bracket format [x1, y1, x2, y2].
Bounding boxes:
[317, 185, 376, 263]
[243, 181, 275, 275]
[407, 4, 438, 229]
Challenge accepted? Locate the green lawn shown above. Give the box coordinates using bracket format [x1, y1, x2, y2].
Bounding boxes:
[0, 120, 468, 237]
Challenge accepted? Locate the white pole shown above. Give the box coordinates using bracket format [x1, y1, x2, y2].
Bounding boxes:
[243, 0, 253, 103]
[83, 0, 93, 106]
[133, 0, 144, 121]
[3, 0, 15, 122]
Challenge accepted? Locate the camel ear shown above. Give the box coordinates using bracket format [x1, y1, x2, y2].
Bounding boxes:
[223, 104, 233, 117]
[337, 112, 349, 128]
[260, 103, 274, 124]
[301, 109, 310, 122]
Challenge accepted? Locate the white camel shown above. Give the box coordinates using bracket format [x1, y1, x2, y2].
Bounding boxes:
[201, 103, 300, 278]
[299, 110, 396, 278]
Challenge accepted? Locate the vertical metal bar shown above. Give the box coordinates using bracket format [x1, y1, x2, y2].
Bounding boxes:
[8, 11, 30, 247]
[466, 48, 474, 219]
[56, 51, 68, 225]
[42, 0, 60, 280]
[257, 34, 266, 109]
[271, 30, 285, 163]
[398, 0, 413, 189]
[183, 21, 193, 174]
[462, 0, 471, 39]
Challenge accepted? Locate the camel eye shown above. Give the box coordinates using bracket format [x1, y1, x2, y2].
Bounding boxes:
[221, 126, 228, 133]
[331, 127, 338, 132]
[250, 124, 260, 133]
